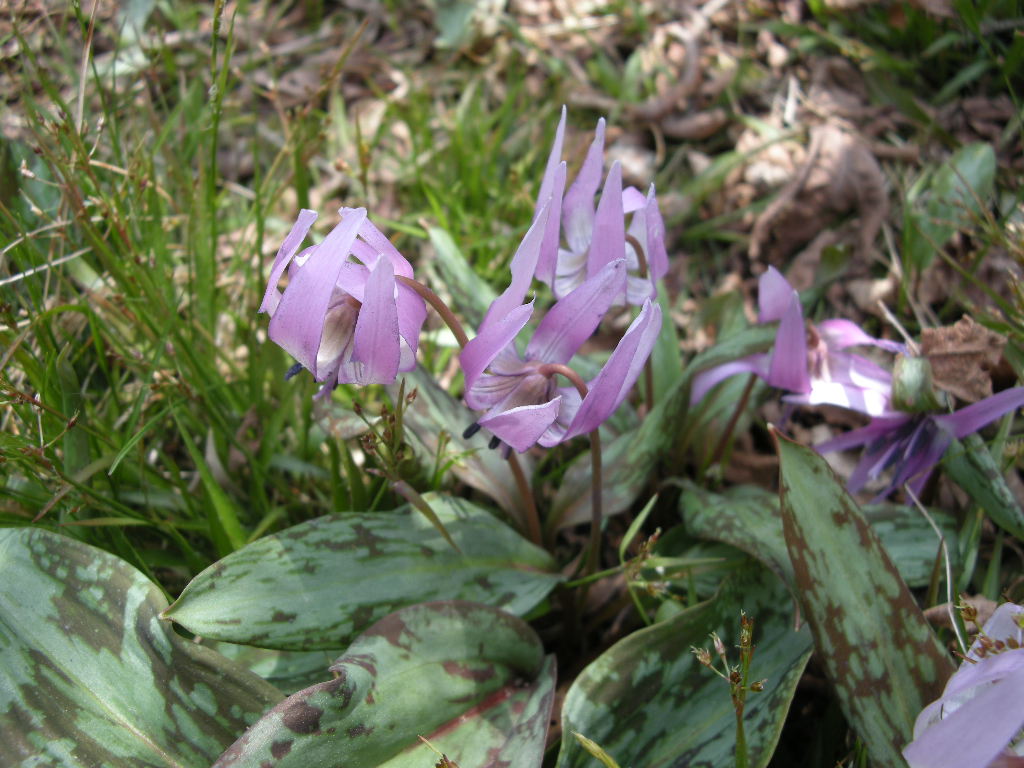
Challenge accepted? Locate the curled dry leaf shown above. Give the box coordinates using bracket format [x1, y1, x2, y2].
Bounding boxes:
[920, 315, 1007, 403]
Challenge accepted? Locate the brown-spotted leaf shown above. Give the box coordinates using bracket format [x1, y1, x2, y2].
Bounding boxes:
[775, 430, 955, 768]
[556, 586, 812, 768]
[213, 601, 554, 768]
[0, 528, 282, 766]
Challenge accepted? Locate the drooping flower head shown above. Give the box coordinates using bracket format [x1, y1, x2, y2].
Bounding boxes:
[532, 107, 668, 305]
[690, 267, 900, 416]
[461, 198, 662, 453]
[259, 208, 427, 396]
[817, 385, 1024, 499]
[904, 602, 1024, 768]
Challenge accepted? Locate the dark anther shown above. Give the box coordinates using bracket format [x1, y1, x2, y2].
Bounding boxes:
[488, 435, 501, 450]
[284, 363, 303, 380]
[462, 422, 482, 439]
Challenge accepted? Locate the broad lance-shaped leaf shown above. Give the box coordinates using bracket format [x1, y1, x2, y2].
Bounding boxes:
[681, 481, 958, 589]
[0, 528, 282, 766]
[775, 431, 955, 768]
[164, 493, 561, 651]
[943, 433, 1024, 540]
[557, 584, 812, 768]
[214, 601, 555, 768]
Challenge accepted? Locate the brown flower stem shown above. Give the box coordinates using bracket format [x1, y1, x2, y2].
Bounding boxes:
[626, 233, 656, 414]
[395, 275, 470, 349]
[584, 427, 603, 577]
[537, 363, 604, 577]
[397, 277, 541, 538]
[709, 373, 757, 467]
[507, 450, 542, 546]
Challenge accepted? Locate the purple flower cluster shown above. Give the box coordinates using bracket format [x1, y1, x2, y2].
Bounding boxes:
[261, 110, 665, 453]
[259, 208, 426, 397]
[692, 268, 1024, 499]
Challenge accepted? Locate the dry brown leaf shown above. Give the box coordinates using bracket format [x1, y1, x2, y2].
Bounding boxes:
[748, 124, 888, 264]
[920, 315, 1007, 403]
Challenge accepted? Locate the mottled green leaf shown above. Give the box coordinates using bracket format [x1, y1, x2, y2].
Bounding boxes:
[211, 643, 345, 695]
[0, 528, 282, 767]
[944, 433, 1024, 540]
[398, 368, 535, 522]
[681, 481, 957, 589]
[776, 433, 954, 768]
[214, 601, 554, 768]
[556, 588, 812, 768]
[164, 494, 560, 650]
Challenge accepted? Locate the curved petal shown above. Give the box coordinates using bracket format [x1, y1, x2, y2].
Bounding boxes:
[586, 161, 625, 279]
[483, 198, 552, 332]
[643, 184, 669, 284]
[268, 208, 366, 373]
[534, 107, 567, 287]
[526, 259, 626, 364]
[825, 351, 893, 393]
[552, 245, 588, 300]
[758, 266, 795, 324]
[535, 106, 567, 215]
[767, 292, 810, 393]
[350, 258, 401, 385]
[461, 302, 534, 397]
[622, 185, 646, 213]
[818, 319, 905, 353]
[689, 355, 771, 405]
[480, 398, 562, 453]
[557, 301, 662, 443]
[562, 118, 606, 254]
[934, 387, 1024, 440]
[903, 666, 1024, 768]
[536, 162, 567, 287]
[784, 382, 892, 417]
[814, 416, 912, 455]
[396, 282, 427, 368]
[259, 209, 318, 315]
[347, 209, 414, 278]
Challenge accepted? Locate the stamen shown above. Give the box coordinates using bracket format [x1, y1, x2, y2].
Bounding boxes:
[462, 422, 482, 439]
[488, 435, 501, 450]
[284, 363, 304, 380]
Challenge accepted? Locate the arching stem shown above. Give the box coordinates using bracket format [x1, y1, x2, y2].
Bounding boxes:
[507, 450, 541, 546]
[395, 275, 470, 348]
[626, 233, 656, 413]
[538, 363, 603, 578]
[397, 276, 540, 540]
[708, 373, 757, 468]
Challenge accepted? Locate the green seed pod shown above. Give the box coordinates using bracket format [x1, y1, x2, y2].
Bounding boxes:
[891, 356, 943, 413]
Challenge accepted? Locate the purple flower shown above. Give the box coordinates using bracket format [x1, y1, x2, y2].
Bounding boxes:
[259, 208, 426, 395]
[903, 602, 1024, 768]
[461, 200, 662, 453]
[690, 267, 900, 416]
[816, 386, 1024, 499]
[533, 107, 668, 304]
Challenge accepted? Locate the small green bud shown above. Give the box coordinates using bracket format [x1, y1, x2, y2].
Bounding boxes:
[891, 356, 942, 413]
